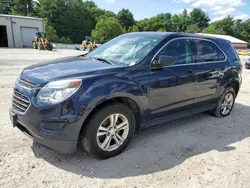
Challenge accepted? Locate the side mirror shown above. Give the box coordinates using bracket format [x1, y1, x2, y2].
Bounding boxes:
[159, 55, 174, 66]
[151, 55, 174, 70]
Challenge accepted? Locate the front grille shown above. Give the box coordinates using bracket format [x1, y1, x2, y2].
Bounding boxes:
[19, 79, 36, 89]
[12, 90, 30, 113]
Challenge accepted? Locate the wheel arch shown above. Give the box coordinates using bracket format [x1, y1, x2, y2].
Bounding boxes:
[77, 95, 143, 142]
[220, 68, 241, 96]
[227, 80, 240, 96]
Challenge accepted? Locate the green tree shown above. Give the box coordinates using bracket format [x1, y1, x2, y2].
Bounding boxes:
[48, 0, 95, 43]
[12, 0, 35, 16]
[137, 13, 172, 32]
[59, 36, 72, 44]
[45, 24, 60, 42]
[186, 24, 200, 33]
[37, 0, 66, 26]
[234, 19, 250, 43]
[203, 24, 220, 34]
[7, 0, 250, 47]
[170, 10, 192, 32]
[128, 25, 139, 32]
[212, 16, 235, 36]
[0, 0, 13, 14]
[60, 36, 67, 43]
[171, 14, 181, 32]
[102, 10, 116, 18]
[65, 37, 73, 44]
[189, 8, 210, 31]
[178, 9, 191, 32]
[92, 17, 124, 43]
[117, 8, 135, 31]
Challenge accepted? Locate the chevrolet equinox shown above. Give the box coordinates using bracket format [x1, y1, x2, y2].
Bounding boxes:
[10, 32, 242, 159]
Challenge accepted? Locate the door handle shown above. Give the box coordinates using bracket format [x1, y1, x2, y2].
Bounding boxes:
[187, 70, 194, 77]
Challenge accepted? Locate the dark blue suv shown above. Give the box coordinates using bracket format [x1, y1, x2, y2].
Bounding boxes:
[10, 32, 242, 159]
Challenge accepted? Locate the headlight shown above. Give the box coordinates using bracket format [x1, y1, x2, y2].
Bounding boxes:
[37, 79, 82, 104]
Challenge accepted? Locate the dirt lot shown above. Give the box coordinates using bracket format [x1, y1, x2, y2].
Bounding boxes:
[0, 49, 250, 188]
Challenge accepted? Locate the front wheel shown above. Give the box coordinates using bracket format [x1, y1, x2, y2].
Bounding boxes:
[38, 42, 43, 50]
[211, 87, 236, 117]
[32, 42, 37, 49]
[80, 103, 135, 159]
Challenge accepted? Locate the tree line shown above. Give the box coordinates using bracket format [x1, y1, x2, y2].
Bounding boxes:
[0, 0, 250, 47]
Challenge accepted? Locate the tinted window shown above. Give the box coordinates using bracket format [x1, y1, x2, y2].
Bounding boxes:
[220, 42, 240, 61]
[157, 39, 192, 65]
[194, 39, 226, 63]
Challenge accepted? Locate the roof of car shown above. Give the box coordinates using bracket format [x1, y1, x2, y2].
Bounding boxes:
[197, 33, 248, 44]
[127, 32, 230, 43]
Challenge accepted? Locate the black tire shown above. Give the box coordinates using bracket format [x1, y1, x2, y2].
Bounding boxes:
[38, 42, 43, 50]
[80, 103, 135, 159]
[32, 42, 37, 49]
[211, 87, 236, 118]
[46, 44, 53, 51]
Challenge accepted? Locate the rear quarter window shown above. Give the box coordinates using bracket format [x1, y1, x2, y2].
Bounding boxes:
[194, 39, 226, 63]
[219, 42, 240, 62]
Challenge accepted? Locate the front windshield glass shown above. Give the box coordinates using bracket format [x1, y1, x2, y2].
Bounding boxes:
[85, 34, 164, 66]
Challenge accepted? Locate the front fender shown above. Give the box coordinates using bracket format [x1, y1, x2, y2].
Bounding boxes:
[76, 76, 148, 127]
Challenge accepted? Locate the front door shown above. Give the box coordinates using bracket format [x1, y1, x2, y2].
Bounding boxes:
[148, 38, 196, 121]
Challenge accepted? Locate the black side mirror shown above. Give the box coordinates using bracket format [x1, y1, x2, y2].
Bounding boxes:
[159, 55, 174, 66]
[151, 55, 174, 70]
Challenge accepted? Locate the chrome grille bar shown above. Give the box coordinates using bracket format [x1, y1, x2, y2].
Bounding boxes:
[12, 89, 31, 113]
[19, 79, 36, 89]
[13, 91, 30, 104]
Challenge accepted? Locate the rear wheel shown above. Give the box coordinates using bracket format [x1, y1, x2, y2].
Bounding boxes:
[80, 103, 135, 159]
[46, 43, 53, 51]
[211, 87, 236, 117]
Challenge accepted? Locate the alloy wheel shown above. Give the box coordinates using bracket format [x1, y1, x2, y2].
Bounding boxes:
[96, 113, 129, 151]
[221, 92, 234, 115]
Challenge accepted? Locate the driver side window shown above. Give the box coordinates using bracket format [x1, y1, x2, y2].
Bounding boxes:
[157, 39, 192, 65]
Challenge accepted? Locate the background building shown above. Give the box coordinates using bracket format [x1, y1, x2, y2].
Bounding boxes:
[198, 33, 248, 50]
[0, 14, 44, 48]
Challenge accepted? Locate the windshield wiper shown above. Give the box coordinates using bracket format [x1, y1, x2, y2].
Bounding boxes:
[91, 57, 114, 65]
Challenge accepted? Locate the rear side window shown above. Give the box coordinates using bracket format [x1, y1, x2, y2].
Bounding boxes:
[157, 39, 192, 65]
[220, 42, 240, 62]
[194, 39, 226, 63]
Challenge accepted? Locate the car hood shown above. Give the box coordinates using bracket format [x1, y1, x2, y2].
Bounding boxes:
[21, 56, 122, 84]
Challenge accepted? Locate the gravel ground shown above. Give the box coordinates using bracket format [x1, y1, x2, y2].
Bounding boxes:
[0, 49, 250, 188]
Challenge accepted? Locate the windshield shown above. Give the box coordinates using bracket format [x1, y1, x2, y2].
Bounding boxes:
[85, 34, 164, 66]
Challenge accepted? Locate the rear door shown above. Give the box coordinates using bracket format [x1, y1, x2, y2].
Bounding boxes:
[192, 38, 228, 108]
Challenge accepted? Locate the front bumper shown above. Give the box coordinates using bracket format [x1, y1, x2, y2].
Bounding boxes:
[9, 77, 86, 154]
[10, 109, 80, 153]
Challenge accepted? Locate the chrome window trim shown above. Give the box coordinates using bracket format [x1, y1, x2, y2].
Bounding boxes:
[150, 37, 228, 68]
